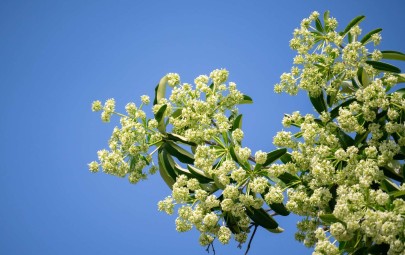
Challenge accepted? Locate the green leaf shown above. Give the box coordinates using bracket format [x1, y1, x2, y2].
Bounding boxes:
[173, 164, 193, 178]
[154, 104, 167, 133]
[245, 207, 279, 230]
[381, 178, 400, 193]
[309, 91, 327, 114]
[366, 60, 401, 73]
[240, 94, 253, 104]
[165, 141, 194, 164]
[315, 17, 324, 32]
[340, 80, 356, 93]
[231, 114, 243, 131]
[158, 151, 176, 189]
[319, 214, 344, 225]
[187, 164, 212, 183]
[340, 15, 365, 36]
[360, 28, 382, 45]
[337, 129, 355, 149]
[393, 73, 405, 84]
[159, 149, 178, 181]
[171, 108, 182, 118]
[166, 133, 196, 146]
[269, 202, 290, 216]
[229, 146, 250, 170]
[381, 50, 405, 61]
[391, 190, 405, 199]
[154, 104, 167, 122]
[357, 67, 370, 87]
[262, 148, 287, 167]
[199, 182, 218, 193]
[280, 153, 292, 164]
[266, 227, 284, 233]
[278, 172, 300, 187]
[368, 244, 390, 255]
[381, 166, 404, 182]
[323, 11, 330, 31]
[224, 213, 242, 234]
[153, 76, 168, 105]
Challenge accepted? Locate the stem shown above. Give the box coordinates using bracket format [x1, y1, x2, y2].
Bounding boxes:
[113, 112, 127, 118]
[244, 224, 258, 255]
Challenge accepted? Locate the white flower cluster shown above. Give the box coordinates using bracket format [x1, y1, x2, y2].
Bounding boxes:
[275, 11, 382, 99]
[153, 69, 244, 144]
[89, 95, 160, 184]
[273, 12, 405, 255]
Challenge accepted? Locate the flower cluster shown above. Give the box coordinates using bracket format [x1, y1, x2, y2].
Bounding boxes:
[90, 11, 405, 255]
[89, 95, 161, 184]
[274, 12, 405, 255]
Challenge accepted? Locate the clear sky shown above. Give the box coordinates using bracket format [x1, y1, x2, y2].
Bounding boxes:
[1, 1, 405, 254]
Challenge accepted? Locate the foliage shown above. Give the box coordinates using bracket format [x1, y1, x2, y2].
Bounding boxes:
[89, 11, 405, 255]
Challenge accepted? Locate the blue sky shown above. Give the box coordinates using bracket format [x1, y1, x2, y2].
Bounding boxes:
[1, 1, 405, 254]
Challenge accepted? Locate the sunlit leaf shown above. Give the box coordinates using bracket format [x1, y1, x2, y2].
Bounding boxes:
[153, 76, 168, 105]
[158, 150, 176, 189]
[165, 141, 194, 164]
[154, 104, 167, 133]
[187, 164, 212, 183]
[381, 50, 405, 61]
[319, 214, 344, 225]
[240, 95, 253, 104]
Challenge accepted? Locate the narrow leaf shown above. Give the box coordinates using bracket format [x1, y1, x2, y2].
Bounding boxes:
[231, 114, 243, 131]
[340, 15, 365, 36]
[158, 151, 176, 188]
[240, 95, 253, 104]
[309, 91, 327, 114]
[278, 172, 300, 187]
[315, 17, 324, 32]
[153, 76, 168, 105]
[381, 50, 405, 61]
[381, 166, 404, 182]
[366, 60, 401, 73]
[337, 129, 355, 149]
[245, 207, 278, 229]
[262, 148, 287, 167]
[381, 178, 400, 193]
[187, 164, 212, 183]
[266, 227, 284, 233]
[360, 28, 382, 45]
[160, 149, 178, 180]
[319, 214, 343, 225]
[269, 203, 290, 216]
[280, 153, 292, 164]
[165, 141, 194, 164]
[166, 133, 196, 146]
[155, 104, 167, 133]
[224, 213, 242, 234]
[391, 190, 405, 199]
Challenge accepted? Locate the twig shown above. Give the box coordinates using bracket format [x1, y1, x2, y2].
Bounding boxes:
[205, 242, 216, 255]
[244, 225, 258, 255]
